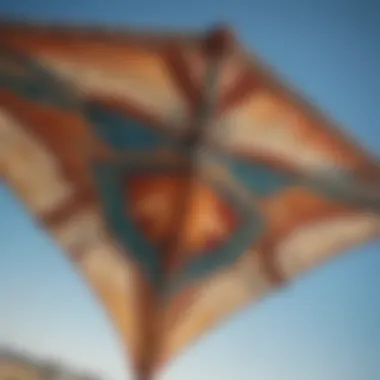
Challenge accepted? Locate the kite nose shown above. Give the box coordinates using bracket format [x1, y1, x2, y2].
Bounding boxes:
[203, 25, 236, 57]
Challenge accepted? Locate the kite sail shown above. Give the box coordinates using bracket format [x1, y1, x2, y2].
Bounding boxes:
[0, 22, 379, 380]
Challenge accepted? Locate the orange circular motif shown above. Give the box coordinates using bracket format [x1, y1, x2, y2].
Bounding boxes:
[127, 175, 238, 271]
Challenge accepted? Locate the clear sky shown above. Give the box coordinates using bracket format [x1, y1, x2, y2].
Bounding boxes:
[0, 1, 379, 380]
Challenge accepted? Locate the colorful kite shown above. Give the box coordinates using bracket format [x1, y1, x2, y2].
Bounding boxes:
[0, 22, 379, 380]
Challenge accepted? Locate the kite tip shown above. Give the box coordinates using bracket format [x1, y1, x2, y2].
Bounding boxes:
[204, 24, 235, 57]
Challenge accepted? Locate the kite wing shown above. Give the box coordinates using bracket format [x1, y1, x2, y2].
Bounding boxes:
[160, 31, 380, 366]
[1, 22, 379, 380]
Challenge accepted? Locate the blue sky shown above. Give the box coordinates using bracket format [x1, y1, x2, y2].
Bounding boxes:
[0, 1, 379, 379]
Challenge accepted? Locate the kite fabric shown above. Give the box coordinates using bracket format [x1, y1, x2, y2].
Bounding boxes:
[0, 22, 379, 380]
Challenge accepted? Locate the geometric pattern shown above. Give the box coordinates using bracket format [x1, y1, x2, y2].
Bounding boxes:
[88, 104, 261, 294]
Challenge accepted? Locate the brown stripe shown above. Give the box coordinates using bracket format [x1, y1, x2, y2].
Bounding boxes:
[258, 241, 286, 287]
[217, 68, 262, 116]
[41, 190, 95, 228]
[161, 46, 201, 113]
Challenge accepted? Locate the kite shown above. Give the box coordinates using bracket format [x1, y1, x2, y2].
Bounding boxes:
[0, 21, 379, 380]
